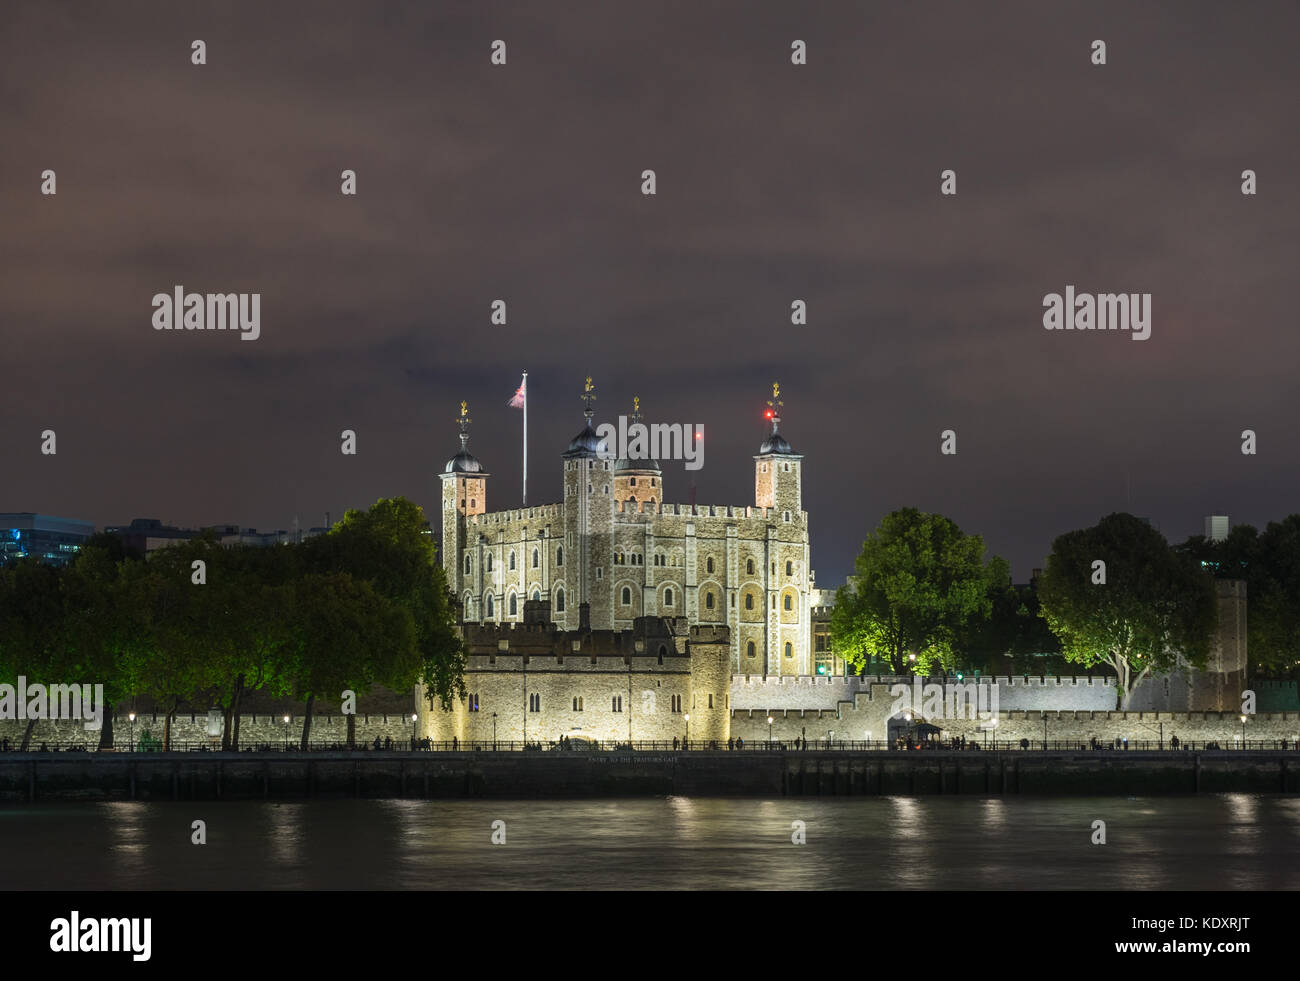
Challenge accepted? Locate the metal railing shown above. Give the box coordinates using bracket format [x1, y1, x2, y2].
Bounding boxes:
[4, 737, 1299, 754]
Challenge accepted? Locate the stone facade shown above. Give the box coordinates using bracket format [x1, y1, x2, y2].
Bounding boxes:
[439, 384, 814, 676]
[417, 615, 731, 745]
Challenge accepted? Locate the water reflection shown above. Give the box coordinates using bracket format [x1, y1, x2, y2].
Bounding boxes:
[0, 796, 1294, 890]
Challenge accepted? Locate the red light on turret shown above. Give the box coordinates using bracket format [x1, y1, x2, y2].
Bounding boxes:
[765, 410, 773, 418]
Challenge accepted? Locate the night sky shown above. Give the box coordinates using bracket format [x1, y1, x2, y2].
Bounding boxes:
[3, 1, 1297, 586]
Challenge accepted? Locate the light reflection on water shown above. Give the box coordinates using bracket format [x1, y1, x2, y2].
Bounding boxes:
[0, 795, 1296, 890]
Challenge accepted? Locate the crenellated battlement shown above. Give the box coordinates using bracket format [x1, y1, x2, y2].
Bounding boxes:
[468, 504, 562, 526]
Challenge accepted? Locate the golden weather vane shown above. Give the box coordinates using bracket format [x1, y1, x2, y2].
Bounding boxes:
[767, 382, 783, 422]
[458, 401, 471, 435]
[631, 395, 641, 424]
[582, 376, 596, 416]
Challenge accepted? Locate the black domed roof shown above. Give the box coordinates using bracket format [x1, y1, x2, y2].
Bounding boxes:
[759, 432, 795, 455]
[615, 456, 661, 472]
[445, 449, 484, 474]
[565, 423, 608, 458]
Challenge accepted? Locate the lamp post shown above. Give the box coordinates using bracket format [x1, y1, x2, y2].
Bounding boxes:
[411, 713, 418, 750]
[128, 712, 136, 753]
[989, 717, 998, 750]
[492, 712, 498, 750]
[767, 715, 774, 748]
[1043, 716, 1048, 751]
[684, 712, 690, 750]
[1240, 714, 1248, 749]
[865, 730, 872, 750]
[283, 714, 290, 751]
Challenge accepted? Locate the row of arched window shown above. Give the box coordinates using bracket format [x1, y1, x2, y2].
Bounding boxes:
[474, 586, 567, 620]
[466, 545, 564, 576]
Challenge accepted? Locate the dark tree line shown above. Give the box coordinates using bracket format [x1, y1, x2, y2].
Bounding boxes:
[0, 497, 466, 751]
[830, 509, 1297, 709]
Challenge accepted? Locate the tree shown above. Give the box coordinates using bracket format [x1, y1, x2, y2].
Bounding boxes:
[831, 508, 1006, 675]
[1180, 517, 1300, 679]
[204, 545, 297, 751]
[289, 572, 416, 749]
[61, 536, 147, 750]
[120, 539, 226, 751]
[1038, 513, 1217, 709]
[0, 560, 67, 749]
[302, 498, 465, 720]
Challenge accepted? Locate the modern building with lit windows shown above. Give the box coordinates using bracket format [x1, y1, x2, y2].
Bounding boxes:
[0, 513, 96, 567]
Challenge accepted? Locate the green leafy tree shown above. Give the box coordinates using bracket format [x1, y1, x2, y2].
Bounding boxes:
[205, 545, 298, 750]
[0, 560, 67, 749]
[120, 538, 226, 751]
[61, 535, 147, 749]
[831, 508, 1006, 675]
[1180, 517, 1300, 679]
[289, 572, 417, 749]
[1039, 513, 1217, 709]
[302, 498, 465, 719]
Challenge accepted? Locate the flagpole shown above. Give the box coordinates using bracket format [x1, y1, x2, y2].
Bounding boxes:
[522, 370, 528, 506]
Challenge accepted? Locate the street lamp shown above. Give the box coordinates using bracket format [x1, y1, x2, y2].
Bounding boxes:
[865, 730, 872, 749]
[1240, 714, 1248, 749]
[128, 712, 136, 753]
[411, 713, 418, 750]
[283, 714, 290, 751]
[767, 715, 774, 747]
[684, 712, 690, 749]
[1043, 716, 1048, 751]
[989, 717, 998, 750]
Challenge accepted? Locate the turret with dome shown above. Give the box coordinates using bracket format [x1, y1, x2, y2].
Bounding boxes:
[437, 377, 813, 678]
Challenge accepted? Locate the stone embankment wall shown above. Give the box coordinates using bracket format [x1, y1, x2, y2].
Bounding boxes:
[0, 712, 417, 749]
[2, 750, 1297, 799]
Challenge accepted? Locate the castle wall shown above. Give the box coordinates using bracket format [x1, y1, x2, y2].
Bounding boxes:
[730, 675, 1118, 713]
[729, 706, 1300, 747]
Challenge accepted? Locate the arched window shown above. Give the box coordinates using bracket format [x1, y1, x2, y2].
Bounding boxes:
[556, 546, 564, 567]
[509, 551, 516, 570]
[746, 641, 756, 658]
[784, 594, 792, 611]
[663, 588, 674, 607]
[509, 593, 518, 616]
[785, 560, 793, 576]
[746, 558, 755, 575]
[532, 548, 539, 568]
[621, 587, 631, 605]
[531, 588, 540, 601]
[705, 592, 715, 610]
[614, 550, 623, 565]
[555, 588, 565, 612]
[486, 554, 493, 572]
[784, 642, 793, 658]
[464, 554, 471, 575]
[485, 594, 494, 618]
[706, 557, 714, 573]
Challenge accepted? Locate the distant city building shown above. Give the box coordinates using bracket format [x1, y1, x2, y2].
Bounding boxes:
[107, 517, 331, 554]
[104, 518, 198, 554]
[1204, 514, 1230, 542]
[0, 513, 96, 567]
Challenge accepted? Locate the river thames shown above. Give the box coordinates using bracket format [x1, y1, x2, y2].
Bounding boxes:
[1, 795, 1298, 890]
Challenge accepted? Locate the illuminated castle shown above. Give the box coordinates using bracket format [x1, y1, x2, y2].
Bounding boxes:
[437, 380, 817, 676]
